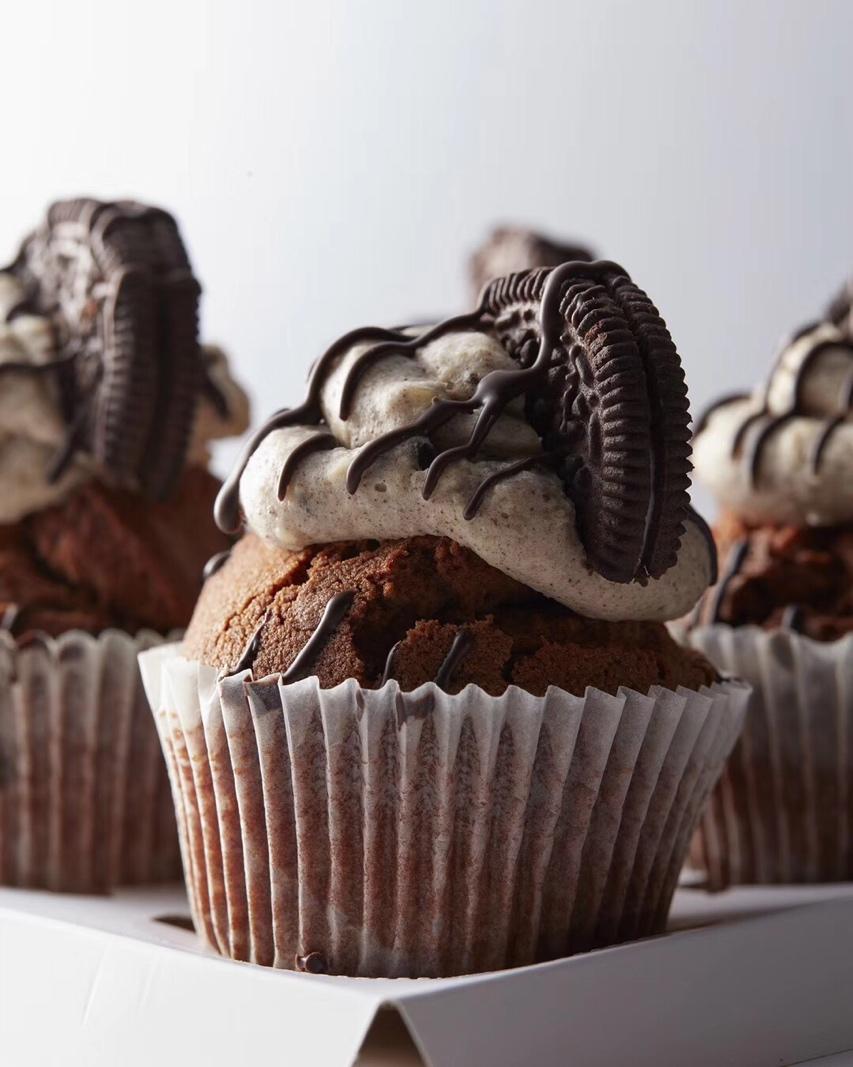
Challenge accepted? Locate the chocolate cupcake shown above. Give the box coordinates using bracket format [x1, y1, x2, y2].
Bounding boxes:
[687, 312, 853, 886]
[141, 260, 746, 977]
[0, 198, 248, 891]
[469, 225, 594, 300]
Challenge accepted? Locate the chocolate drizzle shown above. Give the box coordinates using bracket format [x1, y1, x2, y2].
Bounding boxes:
[377, 630, 475, 690]
[343, 263, 627, 501]
[214, 325, 408, 532]
[280, 590, 355, 683]
[203, 549, 232, 582]
[337, 313, 481, 419]
[780, 603, 805, 632]
[434, 630, 474, 689]
[696, 539, 749, 626]
[229, 614, 268, 675]
[277, 431, 336, 500]
[224, 590, 354, 680]
[463, 455, 547, 520]
[704, 329, 853, 486]
[810, 364, 853, 472]
[693, 392, 750, 438]
[379, 640, 401, 687]
[218, 260, 695, 586]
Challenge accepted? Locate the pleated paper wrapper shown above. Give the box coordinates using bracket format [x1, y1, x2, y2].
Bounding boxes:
[0, 629, 181, 893]
[140, 644, 748, 978]
[687, 625, 853, 888]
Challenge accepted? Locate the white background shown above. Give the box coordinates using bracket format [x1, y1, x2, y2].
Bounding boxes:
[1, 0, 851, 515]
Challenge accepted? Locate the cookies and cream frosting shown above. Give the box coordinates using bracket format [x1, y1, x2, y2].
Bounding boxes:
[230, 260, 717, 622]
[694, 322, 853, 526]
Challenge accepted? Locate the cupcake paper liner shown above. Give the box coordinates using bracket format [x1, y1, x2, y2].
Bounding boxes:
[687, 626, 853, 887]
[0, 629, 181, 893]
[140, 644, 748, 978]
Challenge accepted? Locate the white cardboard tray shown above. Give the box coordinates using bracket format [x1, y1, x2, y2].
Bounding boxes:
[1, 882, 852, 1067]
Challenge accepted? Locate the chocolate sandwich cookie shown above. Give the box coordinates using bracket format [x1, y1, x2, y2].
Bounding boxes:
[6, 198, 205, 498]
[479, 264, 692, 582]
[469, 225, 594, 298]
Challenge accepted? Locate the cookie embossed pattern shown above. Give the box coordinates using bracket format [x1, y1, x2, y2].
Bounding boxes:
[143, 258, 747, 978]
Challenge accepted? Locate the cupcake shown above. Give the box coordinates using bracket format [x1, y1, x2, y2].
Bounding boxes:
[0, 198, 248, 891]
[687, 305, 853, 886]
[141, 259, 747, 977]
[469, 225, 594, 300]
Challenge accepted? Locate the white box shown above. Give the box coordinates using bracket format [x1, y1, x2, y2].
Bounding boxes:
[1, 883, 852, 1066]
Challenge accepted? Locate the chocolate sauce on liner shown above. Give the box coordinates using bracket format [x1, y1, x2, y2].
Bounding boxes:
[434, 630, 474, 689]
[230, 614, 267, 675]
[379, 640, 401, 687]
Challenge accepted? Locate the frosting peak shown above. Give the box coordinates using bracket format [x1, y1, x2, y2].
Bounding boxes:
[694, 322, 853, 527]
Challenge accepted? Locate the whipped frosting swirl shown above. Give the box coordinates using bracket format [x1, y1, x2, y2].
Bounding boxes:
[238, 327, 714, 621]
[694, 322, 853, 526]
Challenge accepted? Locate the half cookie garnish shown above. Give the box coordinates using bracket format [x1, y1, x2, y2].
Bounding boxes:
[8, 198, 204, 497]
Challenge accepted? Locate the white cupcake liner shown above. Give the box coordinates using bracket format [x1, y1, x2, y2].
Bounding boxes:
[0, 629, 181, 893]
[687, 626, 853, 887]
[140, 644, 748, 978]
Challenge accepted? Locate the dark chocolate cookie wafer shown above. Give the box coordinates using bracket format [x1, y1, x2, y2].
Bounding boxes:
[470, 225, 594, 299]
[9, 198, 203, 498]
[482, 264, 692, 583]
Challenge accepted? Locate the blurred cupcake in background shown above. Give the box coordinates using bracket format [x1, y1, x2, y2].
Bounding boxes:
[469, 224, 594, 300]
[142, 257, 746, 977]
[0, 198, 248, 892]
[686, 296, 853, 887]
